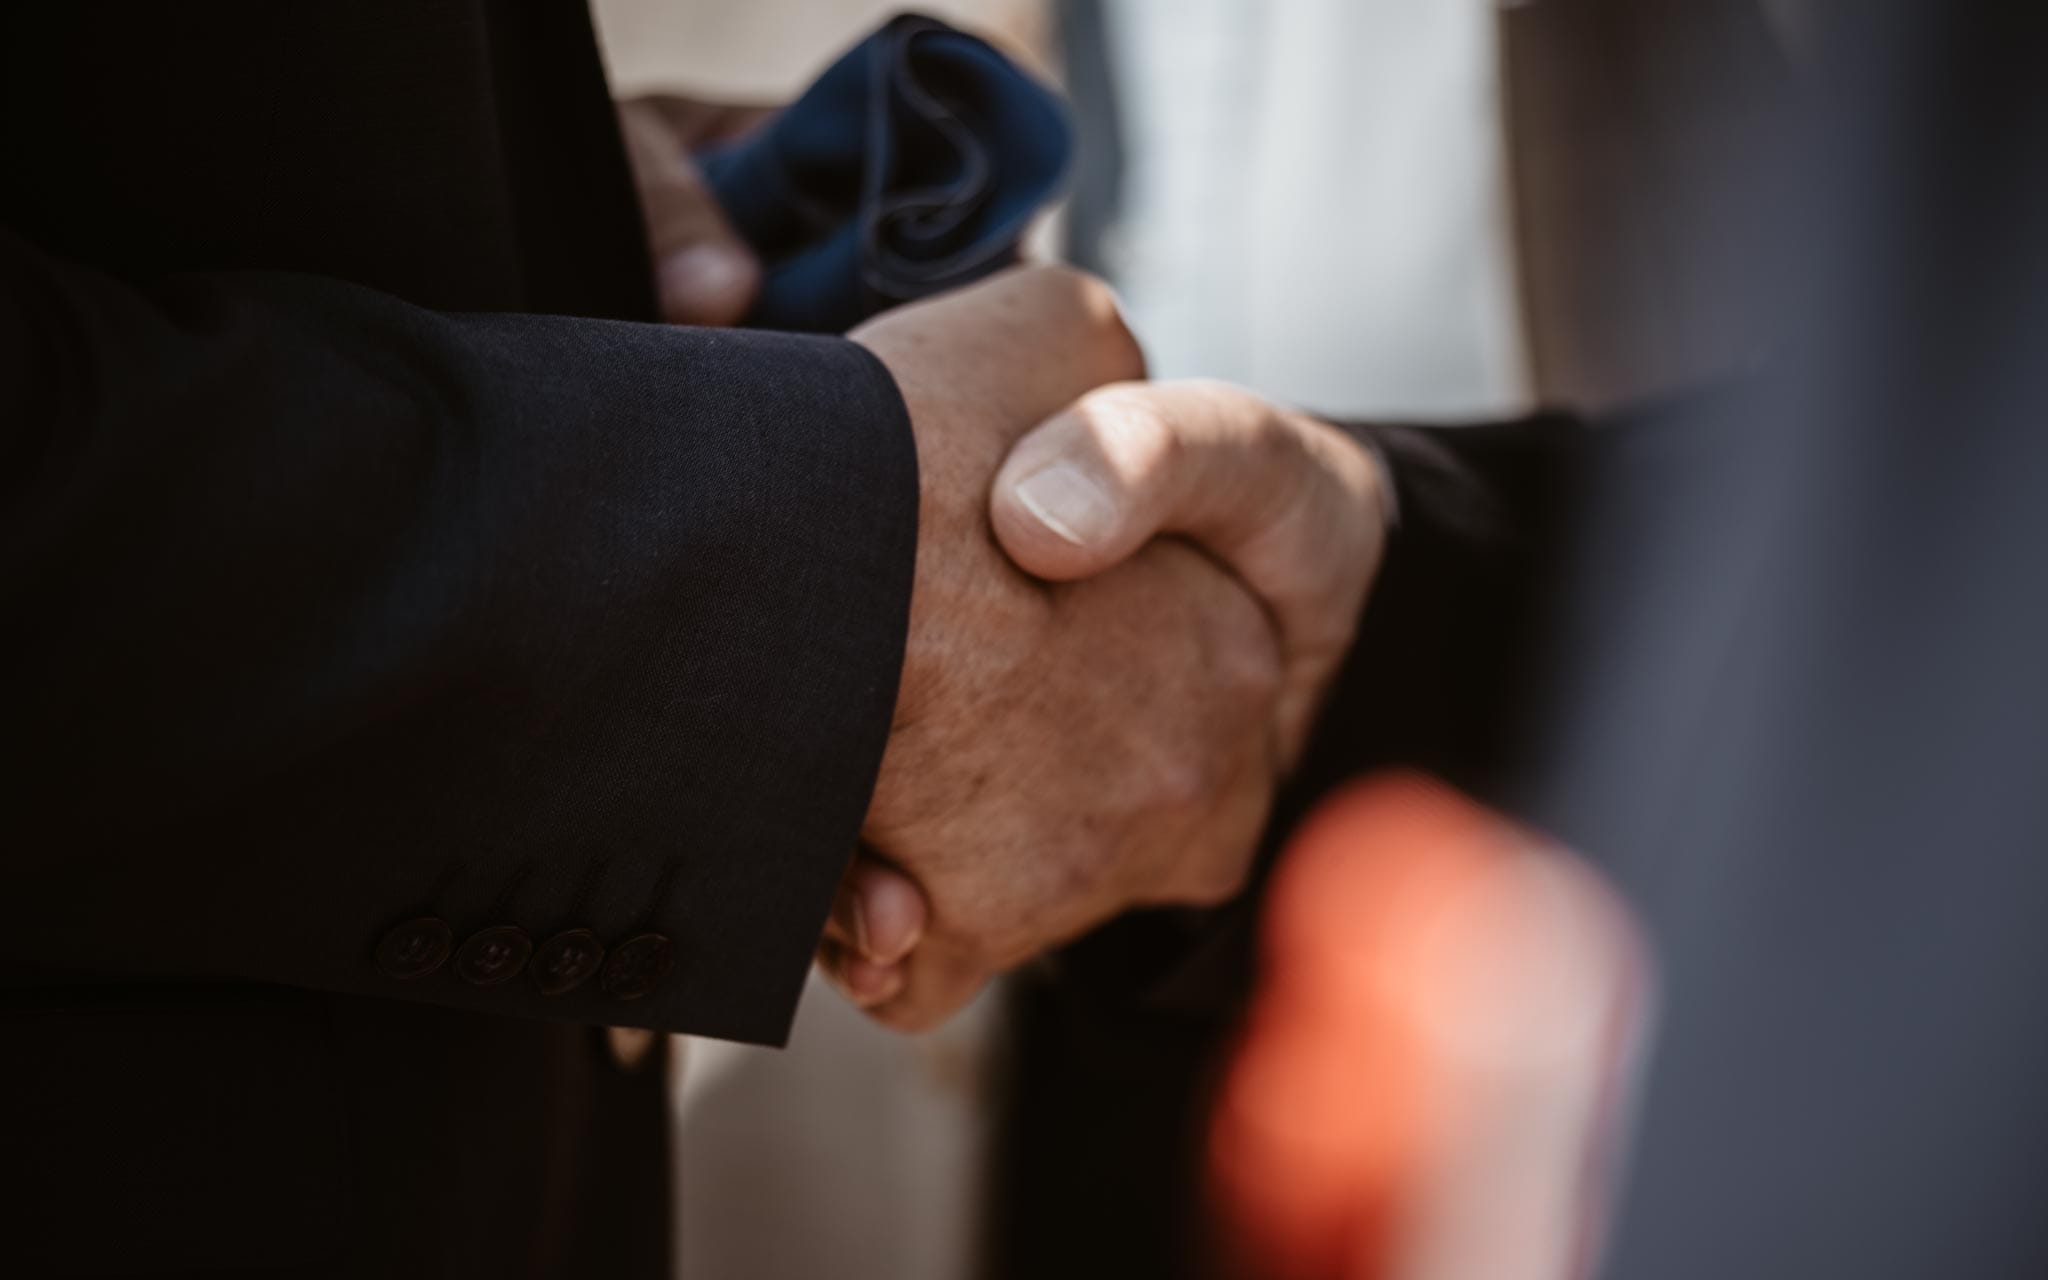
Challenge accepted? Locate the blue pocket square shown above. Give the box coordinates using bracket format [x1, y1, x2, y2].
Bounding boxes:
[701, 13, 1073, 333]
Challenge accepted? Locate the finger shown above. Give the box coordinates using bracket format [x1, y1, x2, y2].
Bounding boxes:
[990, 380, 1389, 759]
[840, 954, 906, 1008]
[1143, 743, 1279, 909]
[847, 856, 928, 964]
[616, 99, 761, 326]
[992, 380, 1372, 585]
[634, 93, 777, 147]
[823, 855, 929, 963]
[860, 938, 992, 1034]
[816, 940, 907, 1009]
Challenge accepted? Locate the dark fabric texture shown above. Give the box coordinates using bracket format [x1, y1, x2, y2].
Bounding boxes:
[702, 12, 1072, 333]
[0, 1, 921, 1274]
[1561, 6, 2048, 1277]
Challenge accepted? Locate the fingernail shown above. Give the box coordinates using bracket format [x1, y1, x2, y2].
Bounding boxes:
[857, 872, 925, 964]
[1011, 462, 1118, 547]
[658, 244, 752, 317]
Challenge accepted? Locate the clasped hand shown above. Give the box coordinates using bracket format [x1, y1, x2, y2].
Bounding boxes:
[821, 267, 1390, 1031]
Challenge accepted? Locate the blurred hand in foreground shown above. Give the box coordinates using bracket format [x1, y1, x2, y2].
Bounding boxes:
[1209, 773, 1647, 1280]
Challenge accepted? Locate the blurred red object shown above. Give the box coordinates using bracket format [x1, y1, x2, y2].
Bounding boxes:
[1207, 772, 1651, 1280]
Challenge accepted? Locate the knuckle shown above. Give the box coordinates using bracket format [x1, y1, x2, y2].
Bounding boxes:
[1096, 306, 1146, 381]
[1038, 267, 1143, 379]
[1078, 385, 1175, 472]
[1010, 262, 1098, 314]
[1042, 830, 1119, 909]
[988, 264, 1144, 380]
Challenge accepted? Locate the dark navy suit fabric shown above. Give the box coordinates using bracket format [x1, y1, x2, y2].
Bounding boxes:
[703, 13, 1072, 333]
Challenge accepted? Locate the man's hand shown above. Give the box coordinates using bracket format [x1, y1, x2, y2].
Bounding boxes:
[990, 379, 1390, 764]
[815, 267, 1295, 1031]
[823, 371, 1393, 1029]
[615, 94, 771, 326]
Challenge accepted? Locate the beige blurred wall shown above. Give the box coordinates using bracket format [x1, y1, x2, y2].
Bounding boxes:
[668, 975, 1006, 1280]
[594, 0, 1052, 98]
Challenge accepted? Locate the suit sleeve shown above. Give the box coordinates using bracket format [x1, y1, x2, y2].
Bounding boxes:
[0, 226, 918, 1045]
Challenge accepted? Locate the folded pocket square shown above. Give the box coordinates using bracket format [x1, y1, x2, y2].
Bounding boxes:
[701, 13, 1073, 333]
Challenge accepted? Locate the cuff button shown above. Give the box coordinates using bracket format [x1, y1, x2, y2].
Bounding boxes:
[375, 917, 453, 980]
[532, 929, 606, 996]
[601, 933, 674, 1001]
[455, 925, 534, 987]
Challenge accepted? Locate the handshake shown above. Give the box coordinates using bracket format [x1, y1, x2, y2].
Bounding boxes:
[622, 98, 1389, 1030]
[817, 267, 1391, 1030]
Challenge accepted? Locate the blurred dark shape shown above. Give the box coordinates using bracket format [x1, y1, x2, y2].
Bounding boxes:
[701, 13, 1072, 333]
[1533, 3, 2048, 1275]
[1498, 0, 1793, 409]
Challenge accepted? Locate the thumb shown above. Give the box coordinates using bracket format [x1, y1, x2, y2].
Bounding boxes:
[617, 100, 761, 327]
[990, 379, 1390, 760]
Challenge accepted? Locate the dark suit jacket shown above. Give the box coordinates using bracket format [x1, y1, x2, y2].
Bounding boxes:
[1, 3, 917, 1274]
